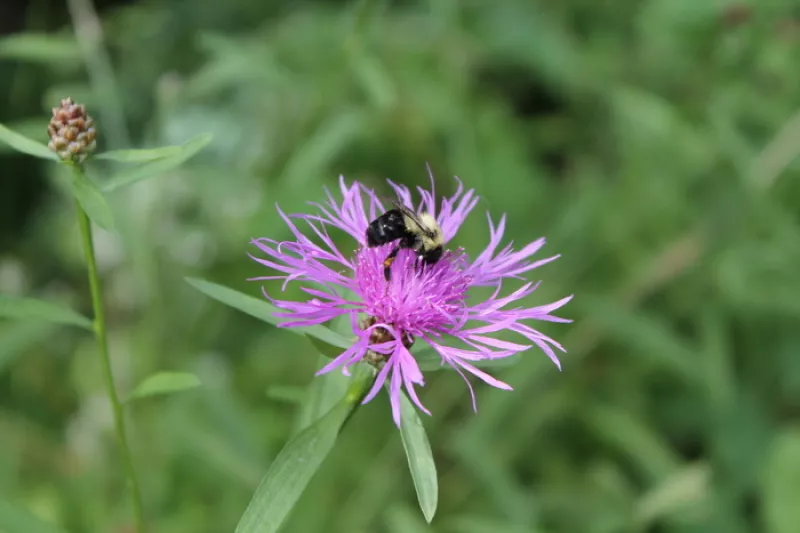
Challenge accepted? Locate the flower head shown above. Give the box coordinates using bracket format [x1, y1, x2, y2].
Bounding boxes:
[47, 97, 97, 162]
[249, 172, 572, 426]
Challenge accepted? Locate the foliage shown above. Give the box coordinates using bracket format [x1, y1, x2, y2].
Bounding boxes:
[2, 0, 800, 532]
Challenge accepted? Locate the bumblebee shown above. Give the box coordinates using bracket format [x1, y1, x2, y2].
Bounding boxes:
[366, 201, 444, 281]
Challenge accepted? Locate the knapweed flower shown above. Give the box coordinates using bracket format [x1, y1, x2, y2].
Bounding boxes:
[249, 174, 572, 426]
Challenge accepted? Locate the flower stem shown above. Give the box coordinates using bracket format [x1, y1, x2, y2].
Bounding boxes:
[74, 184, 145, 532]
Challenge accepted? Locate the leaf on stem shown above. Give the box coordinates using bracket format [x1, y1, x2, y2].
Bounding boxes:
[0, 295, 92, 330]
[0, 123, 57, 161]
[185, 277, 350, 349]
[234, 400, 351, 533]
[95, 145, 183, 163]
[63, 164, 115, 231]
[236, 365, 374, 533]
[127, 372, 202, 402]
[398, 391, 439, 523]
[101, 133, 213, 192]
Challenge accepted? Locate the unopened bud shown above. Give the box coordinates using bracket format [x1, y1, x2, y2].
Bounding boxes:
[47, 98, 97, 163]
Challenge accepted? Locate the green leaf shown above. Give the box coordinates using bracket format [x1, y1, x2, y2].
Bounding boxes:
[398, 391, 438, 523]
[0, 498, 68, 533]
[0, 295, 92, 330]
[63, 165, 115, 231]
[127, 372, 202, 402]
[0, 33, 81, 64]
[234, 400, 350, 533]
[0, 124, 57, 161]
[95, 144, 184, 163]
[101, 133, 212, 192]
[306, 335, 350, 359]
[185, 277, 350, 349]
[0, 120, 49, 155]
[762, 427, 800, 533]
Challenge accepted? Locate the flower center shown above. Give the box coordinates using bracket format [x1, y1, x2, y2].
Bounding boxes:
[355, 245, 471, 337]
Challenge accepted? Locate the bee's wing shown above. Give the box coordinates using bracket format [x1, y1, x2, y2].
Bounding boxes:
[390, 200, 436, 237]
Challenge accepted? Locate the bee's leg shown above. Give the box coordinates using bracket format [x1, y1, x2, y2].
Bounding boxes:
[383, 246, 401, 281]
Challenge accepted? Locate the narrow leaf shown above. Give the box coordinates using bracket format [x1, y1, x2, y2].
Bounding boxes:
[306, 335, 350, 359]
[399, 392, 438, 523]
[95, 144, 183, 162]
[235, 400, 350, 533]
[0, 295, 92, 330]
[101, 133, 212, 192]
[0, 124, 57, 160]
[0, 120, 49, 155]
[63, 165, 115, 231]
[127, 372, 202, 402]
[185, 277, 350, 349]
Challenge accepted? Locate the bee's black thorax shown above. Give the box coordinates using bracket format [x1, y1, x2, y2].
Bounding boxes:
[366, 207, 444, 281]
[366, 209, 414, 247]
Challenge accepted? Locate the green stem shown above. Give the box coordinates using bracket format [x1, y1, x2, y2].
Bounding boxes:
[75, 186, 145, 532]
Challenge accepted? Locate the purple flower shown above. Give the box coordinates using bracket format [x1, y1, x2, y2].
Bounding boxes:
[249, 173, 572, 426]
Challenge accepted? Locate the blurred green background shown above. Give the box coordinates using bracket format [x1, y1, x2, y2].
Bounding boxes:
[2, 0, 800, 532]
